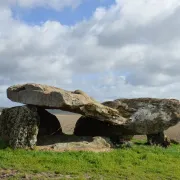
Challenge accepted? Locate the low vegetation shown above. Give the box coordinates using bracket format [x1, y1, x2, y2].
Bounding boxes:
[0, 138, 180, 180]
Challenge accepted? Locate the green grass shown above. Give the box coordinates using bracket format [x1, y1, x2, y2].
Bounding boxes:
[0, 139, 180, 180]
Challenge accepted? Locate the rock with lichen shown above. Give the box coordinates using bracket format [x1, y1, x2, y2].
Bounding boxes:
[0, 106, 39, 149]
[103, 98, 180, 134]
[0, 105, 62, 149]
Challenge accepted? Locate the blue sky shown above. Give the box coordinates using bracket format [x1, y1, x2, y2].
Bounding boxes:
[12, 0, 115, 25]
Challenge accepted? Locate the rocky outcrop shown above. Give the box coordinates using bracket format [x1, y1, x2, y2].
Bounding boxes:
[0, 106, 62, 149]
[7, 83, 126, 125]
[103, 98, 180, 134]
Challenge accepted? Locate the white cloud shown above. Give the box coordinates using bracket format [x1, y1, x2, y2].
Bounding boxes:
[1, 0, 180, 107]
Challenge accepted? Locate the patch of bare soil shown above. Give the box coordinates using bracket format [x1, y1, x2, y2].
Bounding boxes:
[56, 114, 81, 135]
[134, 123, 180, 143]
[0, 169, 19, 179]
[0, 169, 82, 179]
[165, 123, 180, 143]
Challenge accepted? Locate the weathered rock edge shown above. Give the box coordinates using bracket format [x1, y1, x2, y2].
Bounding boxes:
[7, 83, 126, 125]
[103, 98, 180, 134]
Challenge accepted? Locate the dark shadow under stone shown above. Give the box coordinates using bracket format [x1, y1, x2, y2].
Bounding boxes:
[37, 108, 63, 140]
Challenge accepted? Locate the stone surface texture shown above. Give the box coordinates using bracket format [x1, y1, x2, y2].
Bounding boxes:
[0, 105, 40, 149]
[0, 105, 62, 149]
[5, 83, 180, 148]
[103, 98, 180, 134]
[37, 135, 114, 152]
[7, 83, 126, 125]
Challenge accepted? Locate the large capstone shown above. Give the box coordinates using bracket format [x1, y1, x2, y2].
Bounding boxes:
[7, 83, 127, 125]
[0, 106, 62, 149]
[103, 98, 180, 134]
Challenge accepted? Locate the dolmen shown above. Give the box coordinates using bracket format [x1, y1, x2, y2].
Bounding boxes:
[0, 83, 180, 149]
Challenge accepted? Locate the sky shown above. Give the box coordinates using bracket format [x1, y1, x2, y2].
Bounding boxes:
[0, 0, 180, 107]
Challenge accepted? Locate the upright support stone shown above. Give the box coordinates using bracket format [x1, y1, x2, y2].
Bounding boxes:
[0, 106, 40, 149]
[147, 132, 170, 147]
[0, 105, 62, 149]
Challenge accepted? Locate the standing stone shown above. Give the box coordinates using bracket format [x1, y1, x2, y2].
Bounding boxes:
[147, 132, 170, 147]
[0, 106, 40, 149]
[0, 106, 62, 149]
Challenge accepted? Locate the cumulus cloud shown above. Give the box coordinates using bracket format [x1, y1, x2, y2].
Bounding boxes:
[0, 0, 180, 106]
